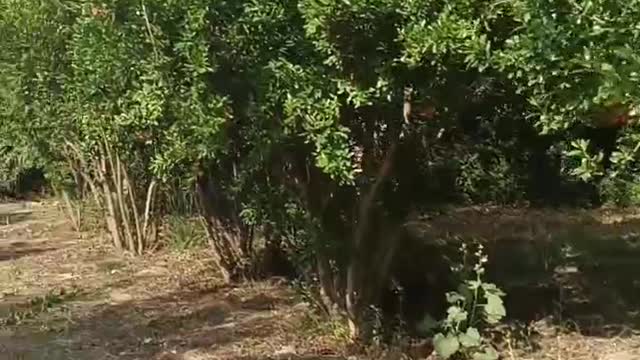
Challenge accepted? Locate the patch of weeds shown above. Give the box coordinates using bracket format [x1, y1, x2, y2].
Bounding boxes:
[40, 305, 75, 333]
[80, 199, 106, 233]
[501, 321, 541, 354]
[292, 279, 328, 314]
[0, 287, 78, 327]
[165, 215, 206, 251]
[418, 242, 506, 360]
[300, 311, 351, 343]
[292, 279, 353, 346]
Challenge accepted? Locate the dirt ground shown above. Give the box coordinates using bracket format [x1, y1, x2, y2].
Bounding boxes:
[0, 202, 344, 360]
[411, 206, 640, 360]
[1, 202, 640, 360]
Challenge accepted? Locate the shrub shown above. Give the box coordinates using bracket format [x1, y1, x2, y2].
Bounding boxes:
[421, 242, 505, 360]
[599, 176, 640, 207]
[164, 216, 206, 251]
[3, 0, 639, 343]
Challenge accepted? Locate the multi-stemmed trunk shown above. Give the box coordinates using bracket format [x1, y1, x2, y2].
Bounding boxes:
[61, 138, 158, 254]
[195, 171, 252, 283]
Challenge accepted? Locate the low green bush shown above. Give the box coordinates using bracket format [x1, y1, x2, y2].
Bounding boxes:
[164, 216, 206, 251]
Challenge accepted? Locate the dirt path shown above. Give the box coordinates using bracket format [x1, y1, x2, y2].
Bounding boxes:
[0, 203, 343, 360]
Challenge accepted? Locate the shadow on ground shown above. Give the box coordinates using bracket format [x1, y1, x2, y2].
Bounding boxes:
[0, 246, 56, 261]
[0, 202, 34, 226]
[4, 206, 640, 359]
[1, 281, 340, 360]
[0, 213, 32, 226]
[0, 206, 53, 261]
[409, 207, 640, 335]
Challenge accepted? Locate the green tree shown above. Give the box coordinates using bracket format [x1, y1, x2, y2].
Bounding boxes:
[3, 0, 640, 344]
[496, 0, 640, 189]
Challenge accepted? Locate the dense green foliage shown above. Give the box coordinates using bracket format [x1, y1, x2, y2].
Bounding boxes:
[2, 0, 639, 343]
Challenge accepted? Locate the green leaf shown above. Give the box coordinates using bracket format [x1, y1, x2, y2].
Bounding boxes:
[600, 63, 615, 72]
[434, 333, 460, 359]
[481, 283, 505, 297]
[459, 327, 482, 348]
[446, 305, 468, 324]
[484, 293, 506, 324]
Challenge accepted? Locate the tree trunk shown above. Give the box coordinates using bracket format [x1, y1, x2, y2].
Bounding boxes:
[195, 173, 250, 283]
[344, 86, 413, 341]
[346, 142, 399, 340]
[56, 188, 81, 232]
[98, 162, 123, 251]
[316, 248, 341, 317]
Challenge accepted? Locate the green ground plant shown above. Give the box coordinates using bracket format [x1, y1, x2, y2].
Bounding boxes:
[430, 243, 505, 360]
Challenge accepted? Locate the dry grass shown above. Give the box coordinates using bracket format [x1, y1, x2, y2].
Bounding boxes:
[1, 202, 640, 359]
[0, 201, 348, 360]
